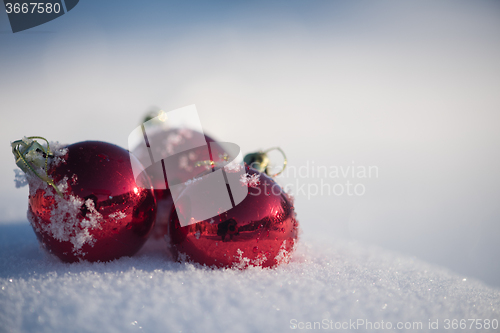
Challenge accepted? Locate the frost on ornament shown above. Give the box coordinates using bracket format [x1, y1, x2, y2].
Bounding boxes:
[240, 173, 260, 187]
[222, 158, 244, 173]
[274, 239, 295, 265]
[232, 249, 269, 269]
[28, 177, 102, 256]
[109, 211, 127, 221]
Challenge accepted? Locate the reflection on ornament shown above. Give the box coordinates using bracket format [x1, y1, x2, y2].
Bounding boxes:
[168, 166, 299, 268]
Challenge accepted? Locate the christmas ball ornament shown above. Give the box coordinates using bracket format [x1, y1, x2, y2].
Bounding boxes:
[12, 137, 156, 262]
[168, 149, 299, 269]
[131, 110, 228, 239]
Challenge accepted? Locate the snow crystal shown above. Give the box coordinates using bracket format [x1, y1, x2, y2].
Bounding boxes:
[240, 172, 261, 187]
[274, 239, 294, 265]
[109, 211, 126, 221]
[251, 251, 267, 267]
[223, 159, 243, 172]
[184, 176, 202, 186]
[232, 248, 251, 269]
[231, 248, 269, 269]
[40, 140, 68, 166]
[13, 169, 28, 188]
[176, 251, 190, 263]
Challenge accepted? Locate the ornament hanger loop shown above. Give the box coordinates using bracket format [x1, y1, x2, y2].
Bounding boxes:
[263, 147, 287, 177]
[243, 147, 287, 178]
[11, 136, 63, 197]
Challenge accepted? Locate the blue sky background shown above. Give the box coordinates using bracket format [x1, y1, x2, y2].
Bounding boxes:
[1, 1, 500, 286]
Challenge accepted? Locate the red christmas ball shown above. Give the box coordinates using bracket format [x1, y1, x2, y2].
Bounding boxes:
[168, 166, 299, 268]
[22, 140, 156, 262]
[131, 128, 227, 239]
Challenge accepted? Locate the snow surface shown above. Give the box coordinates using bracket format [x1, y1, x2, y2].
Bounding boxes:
[1, 223, 498, 333]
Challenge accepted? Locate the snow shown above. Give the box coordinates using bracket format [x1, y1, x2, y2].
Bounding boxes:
[240, 173, 261, 188]
[1, 223, 498, 333]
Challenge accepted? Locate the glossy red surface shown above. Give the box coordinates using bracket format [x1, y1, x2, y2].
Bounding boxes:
[168, 167, 299, 268]
[28, 141, 156, 262]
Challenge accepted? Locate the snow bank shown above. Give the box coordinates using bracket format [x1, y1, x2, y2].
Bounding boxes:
[0, 223, 498, 333]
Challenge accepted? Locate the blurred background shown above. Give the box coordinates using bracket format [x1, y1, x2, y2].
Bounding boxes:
[1, 0, 499, 287]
